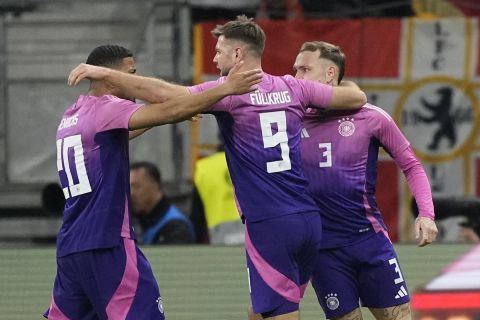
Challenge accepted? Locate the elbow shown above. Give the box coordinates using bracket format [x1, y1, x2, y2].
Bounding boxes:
[348, 91, 367, 109]
[332, 88, 367, 110]
[356, 91, 367, 107]
[360, 91, 367, 105]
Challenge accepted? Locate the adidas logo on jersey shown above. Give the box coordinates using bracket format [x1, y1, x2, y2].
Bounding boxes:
[395, 285, 408, 299]
[301, 128, 310, 138]
[156, 296, 164, 313]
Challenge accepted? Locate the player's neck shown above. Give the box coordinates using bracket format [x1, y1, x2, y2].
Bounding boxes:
[88, 82, 112, 97]
[239, 58, 262, 72]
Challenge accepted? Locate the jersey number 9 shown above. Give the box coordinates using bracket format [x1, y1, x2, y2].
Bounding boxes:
[260, 111, 291, 173]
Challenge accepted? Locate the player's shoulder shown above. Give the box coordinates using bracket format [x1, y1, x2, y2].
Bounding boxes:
[189, 76, 225, 93]
[97, 95, 140, 110]
[280, 74, 295, 81]
[77, 94, 122, 107]
[274, 74, 311, 93]
[279, 74, 299, 85]
[263, 73, 295, 84]
[361, 103, 393, 122]
[99, 94, 128, 103]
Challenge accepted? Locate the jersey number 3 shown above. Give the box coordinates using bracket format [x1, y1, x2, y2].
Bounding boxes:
[318, 142, 332, 168]
[260, 111, 291, 173]
[56, 135, 92, 199]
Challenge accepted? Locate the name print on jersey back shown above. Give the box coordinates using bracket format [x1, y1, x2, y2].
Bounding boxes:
[249, 90, 292, 105]
[58, 114, 79, 130]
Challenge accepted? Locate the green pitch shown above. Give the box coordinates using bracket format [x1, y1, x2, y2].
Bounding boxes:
[0, 244, 473, 319]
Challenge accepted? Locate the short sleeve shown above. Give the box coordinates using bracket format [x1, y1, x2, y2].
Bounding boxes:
[291, 77, 333, 109]
[95, 95, 143, 132]
[188, 78, 231, 113]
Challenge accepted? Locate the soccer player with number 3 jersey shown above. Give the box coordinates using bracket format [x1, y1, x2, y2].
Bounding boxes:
[294, 41, 439, 320]
[45, 44, 262, 320]
[66, 17, 367, 320]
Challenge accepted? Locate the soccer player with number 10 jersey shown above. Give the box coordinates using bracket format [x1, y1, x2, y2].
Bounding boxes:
[45, 44, 262, 319]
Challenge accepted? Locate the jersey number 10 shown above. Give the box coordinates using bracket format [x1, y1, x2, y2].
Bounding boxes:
[56, 135, 92, 199]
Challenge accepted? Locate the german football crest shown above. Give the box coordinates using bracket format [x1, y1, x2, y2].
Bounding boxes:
[325, 293, 340, 310]
[338, 117, 355, 137]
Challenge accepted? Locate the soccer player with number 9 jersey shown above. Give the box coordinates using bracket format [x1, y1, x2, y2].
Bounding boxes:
[189, 17, 366, 320]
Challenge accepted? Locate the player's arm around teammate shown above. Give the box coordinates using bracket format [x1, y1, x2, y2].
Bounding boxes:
[127, 63, 262, 129]
[68, 62, 366, 112]
[70, 61, 262, 129]
[326, 81, 366, 110]
[68, 63, 189, 103]
[69, 61, 261, 139]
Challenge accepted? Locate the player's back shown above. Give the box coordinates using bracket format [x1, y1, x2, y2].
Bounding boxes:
[301, 105, 403, 247]
[190, 73, 333, 222]
[55, 94, 141, 257]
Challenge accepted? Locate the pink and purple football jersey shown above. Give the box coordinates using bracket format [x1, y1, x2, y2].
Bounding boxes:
[189, 73, 333, 222]
[55, 94, 142, 257]
[301, 104, 434, 248]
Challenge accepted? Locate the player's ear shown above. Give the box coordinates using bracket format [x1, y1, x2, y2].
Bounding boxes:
[326, 65, 336, 84]
[234, 48, 243, 61]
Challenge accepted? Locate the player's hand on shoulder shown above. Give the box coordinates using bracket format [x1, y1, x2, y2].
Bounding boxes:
[225, 61, 262, 95]
[415, 216, 438, 247]
[67, 63, 110, 86]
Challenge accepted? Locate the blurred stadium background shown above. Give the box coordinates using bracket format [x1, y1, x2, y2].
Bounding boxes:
[0, 0, 480, 319]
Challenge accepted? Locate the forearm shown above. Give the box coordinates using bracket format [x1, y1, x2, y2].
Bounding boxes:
[129, 83, 229, 129]
[405, 166, 434, 219]
[129, 127, 151, 140]
[396, 148, 435, 219]
[329, 86, 367, 110]
[105, 69, 189, 103]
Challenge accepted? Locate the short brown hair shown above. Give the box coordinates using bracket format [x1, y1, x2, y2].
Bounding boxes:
[300, 41, 346, 84]
[211, 15, 265, 57]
